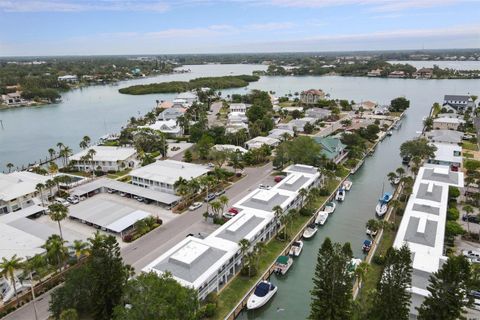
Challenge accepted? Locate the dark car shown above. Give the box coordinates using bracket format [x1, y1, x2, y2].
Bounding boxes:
[462, 214, 480, 224]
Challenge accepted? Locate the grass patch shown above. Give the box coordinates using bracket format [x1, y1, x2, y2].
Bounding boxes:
[107, 168, 132, 179]
[463, 142, 479, 151]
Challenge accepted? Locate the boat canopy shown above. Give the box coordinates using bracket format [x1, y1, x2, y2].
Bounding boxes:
[293, 241, 301, 247]
[363, 239, 372, 246]
[276, 255, 289, 265]
[254, 282, 272, 297]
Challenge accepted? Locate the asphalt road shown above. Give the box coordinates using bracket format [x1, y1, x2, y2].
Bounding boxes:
[3, 162, 274, 320]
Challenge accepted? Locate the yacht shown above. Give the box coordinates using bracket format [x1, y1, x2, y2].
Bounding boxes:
[343, 180, 353, 191]
[324, 201, 336, 214]
[335, 187, 345, 201]
[289, 241, 304, 257]
[375, 201, 388, 217]
[274, 255, 293, 275]
[247, 280, 278, 310]
[315, 211, 329, 225]
[303, 223, 318, 239]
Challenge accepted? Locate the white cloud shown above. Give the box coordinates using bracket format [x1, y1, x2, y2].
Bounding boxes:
[0, 0, 169, 12]
[246, 22, 295, 31]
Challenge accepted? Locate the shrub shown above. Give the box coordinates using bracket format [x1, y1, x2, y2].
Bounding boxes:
[447, 207, 460, 221]
[203, 303, 217, 318]
[445, 221, 465, 237]
[319, 187, 330, 196]
[449, 186, 460, 199]
[372, 255, 385, 265]
[299, 207, 313, 216]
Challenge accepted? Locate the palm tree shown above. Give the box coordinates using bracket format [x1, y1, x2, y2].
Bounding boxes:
[42, 235, 68, 272]
[355, 261, 370, 289]
[0, 254, 23, 305]
[6, 162, 14, 173]
[209, 201, 222, 219]
[36, 183, 45, 207]
[463, 205, 474, 234]
[48, 148, 56, 160]
[48, 203, 68, 240]
[86, 148, 97, 174]
[56, 142, 64, 151]
[366, 219, 379, 237]
[298, 188, 308, 208]
[389, 199, 401, 226]
[253, 242, 266, 272]
[395, 167, 405, 178]
[79, 136, 91, 150]
[45, 179, 56, 199]
[387, 171, 397, 184]
[218, 195, 229, 213]
[48, 162, 59, 175]
[280, 213, 292, 240]
[176, 184, 190, 208]
[272, 205, 283, 234]
[238, 239, 251, 276]
[70, 240, 90, 261]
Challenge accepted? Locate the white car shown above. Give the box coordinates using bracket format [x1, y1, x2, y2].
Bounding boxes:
[66, 196, 79, 204]
[189, 202, 203, 211]
[259, 184, 271, 190]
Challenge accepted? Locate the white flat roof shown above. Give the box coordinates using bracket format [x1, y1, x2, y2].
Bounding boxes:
[433, 143, 462, 164]
[0, 171, 50, 201]
[129, 160, 209, 185]
[70, 146, 136, 162]
[433, 117, 465, 124]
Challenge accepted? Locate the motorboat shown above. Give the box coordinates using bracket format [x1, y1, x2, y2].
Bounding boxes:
[247, 280, 278, 310]
[376, 201, 388, 217]
[274, 255, 293, 275]
[402, 156, 411, 165]
[387, 130, 393, 136]
[303, 223, 318, 239]
[324, 201, 336, 214]
[380, 192, 393, 203]
[343, 180, 353, 191]
[347, 258, 363, 274]
[362, 239, 372, 253]
[289, 241, 304, 257]
[335, 187, 345, 201]
[392, 177, 401, 185]
[366, 228, 378, 237]
[315, 211, 329, 225]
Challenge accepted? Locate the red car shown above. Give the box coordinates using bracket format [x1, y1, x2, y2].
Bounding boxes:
[274, 176, 285, 183]
[228, 207, 239, 214]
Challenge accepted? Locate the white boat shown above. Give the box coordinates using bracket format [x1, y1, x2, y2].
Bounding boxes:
[303, 223, 318, 239]
[315, 211, 329, 225]
[343, 180, 353, 191]
[335, 188, 345, 201]
[274, 255, 293, 275]
[392, 177, 401, 185]
[289, 241, 304, 257]
[347, 258, 363, 274]
[247, 280, 278, 310]
[366, 228, 378, 237]
[324, 201, 336, 214]
[376, 201, 388, 217]
[387, 130, 393, 136]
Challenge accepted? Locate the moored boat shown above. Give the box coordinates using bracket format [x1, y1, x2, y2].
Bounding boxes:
[362, 239, 372, 253]
[387, 130, 393, 136]
[247, 280, 278, 310]
[324, 201, 336, 214]
[347, 258, 363, 274]
[274, 255, 293, 275]
[375, 201, 388, 217]
[380, 192, 393, 203]
[289, 241, 304, 257]
[366, 227, 378, 237]
[392, 177, 401, 185]
[335, 187, 345, 201]
[315, 211, 329, 225]
[303, 223, 318, 239]
[343, 180, 353, 191]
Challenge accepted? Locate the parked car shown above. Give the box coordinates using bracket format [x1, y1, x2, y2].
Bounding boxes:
[274, 176, 285, 183]
[228, 207, 239, 214]
[107, 188, 114, 193]
[66, 196, 79, 204]
[207, 163, 215, 168]
[259, 184, 272, 190]
[215, 189, 225, 197]
[223, 211, 238, 220]
[136, 197, 144, 202]
[55, 197, 70, 207]
[204, 193, 216, 202]
[189, 202, 203, 211]
[462, 214, 480, 224]
[119, 192, 127, 197]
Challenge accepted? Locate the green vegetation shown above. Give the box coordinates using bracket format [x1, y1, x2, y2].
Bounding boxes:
[463, 141, 479, 151]
[389, 97, 410, 113]
[118, 75, 259, 95]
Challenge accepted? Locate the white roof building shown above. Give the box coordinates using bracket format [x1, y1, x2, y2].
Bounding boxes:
[213, 144, 248, 154]
[393, 164, 464, 317]
[0, 172, 49, 202]
[130, 160, 209, 194]
[429, 143, 462, 168]
[245, 136, 280, 149]
[139, 120, 183, 137]
[229, 103, 250, 113]
[71, 146, 136, 163]
[425, 130, 463, 144]
[175, 92, 198, 106]
[143, 164, 320, 299]
[433, 117, 465, 130]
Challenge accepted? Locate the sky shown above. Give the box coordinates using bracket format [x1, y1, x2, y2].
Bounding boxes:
[0, 0, 479, 56]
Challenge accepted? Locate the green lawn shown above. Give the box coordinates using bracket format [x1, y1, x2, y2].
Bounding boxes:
[463, 142, 479, 151]
[107, 168, 132, 179]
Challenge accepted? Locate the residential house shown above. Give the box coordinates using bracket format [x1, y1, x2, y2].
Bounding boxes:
[129, 160, 209, 195]
[70, 146, 137, 172]
[443, 95, 475, 112]
[305, 107, 332, 120]
[157, 101, 174, 109]
[388, 71, 406, 78]
[353, 100, 377, 112]
[0, 172, 54, 213]
[373, 105, 390, 115]
[314, 136, 348, 164]
[413, 68, 433, 79]
[140, 120, 183, 137]
[428, 143, 462, 171]
[435, 113, 461, 119]
[432, 117, 465, 131]
[425, 130, 463, 145]
[176, 92, 198, 106]
[267, 128, 294, 140]
[245, 136, 280, 150]
[288, 117, 316, 133]
[158, 107, 186, 121]
[213, 144, 248, 154]
[57, 75, 78, 83]
[300, 89, 325, 105]
[367, 69, 382, 77]
[229, 103, 250, 113]
[1, 91, 26, 107]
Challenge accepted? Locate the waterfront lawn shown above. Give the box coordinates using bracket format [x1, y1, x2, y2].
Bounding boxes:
[215, 213, 312, 319]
